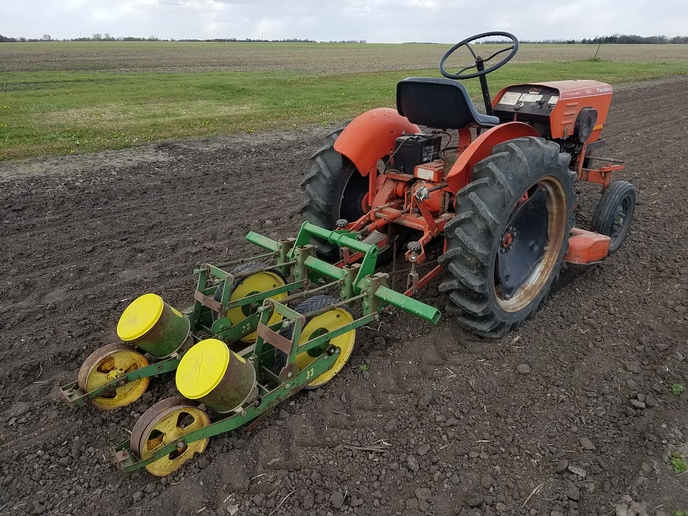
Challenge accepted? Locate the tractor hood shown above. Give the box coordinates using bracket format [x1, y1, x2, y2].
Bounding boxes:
[492, 80, 614, 141]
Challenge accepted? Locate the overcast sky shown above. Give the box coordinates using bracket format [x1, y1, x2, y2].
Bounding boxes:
[3, 0, 687, 43]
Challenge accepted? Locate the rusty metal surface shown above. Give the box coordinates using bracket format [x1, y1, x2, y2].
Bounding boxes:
[77, 342, 138, 392]
[129, 397, 191, 458]
[256, 322, 293, 354]
[193, 289, 223, 313]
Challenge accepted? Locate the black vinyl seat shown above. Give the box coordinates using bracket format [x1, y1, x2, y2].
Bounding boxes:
[396, 77, 500, 129]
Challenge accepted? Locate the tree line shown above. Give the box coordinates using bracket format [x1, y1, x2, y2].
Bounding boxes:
[524, 34, 688, 44]
[1, 33, 686, 44]
[0, 34, 365, 43]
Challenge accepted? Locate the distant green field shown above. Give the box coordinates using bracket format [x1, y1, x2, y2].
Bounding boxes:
[1, 42, 687, 160]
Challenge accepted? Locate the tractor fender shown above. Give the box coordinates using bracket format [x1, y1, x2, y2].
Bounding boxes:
[445, 122, 540, 194]
[334, 108, 421, 176]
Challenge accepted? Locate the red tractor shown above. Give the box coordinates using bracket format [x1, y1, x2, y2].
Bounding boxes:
[300, 31, 636, 338]
[60, 33, 638, 477]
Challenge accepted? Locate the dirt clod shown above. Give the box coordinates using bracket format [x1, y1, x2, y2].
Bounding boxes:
[516, 363, 531, 374]
[581, 437, 596, 450]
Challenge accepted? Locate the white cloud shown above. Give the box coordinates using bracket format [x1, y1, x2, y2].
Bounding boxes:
[3, 0, 688, 41]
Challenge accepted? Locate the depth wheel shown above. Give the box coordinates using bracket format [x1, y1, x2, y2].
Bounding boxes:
[77, 343, 150, 411]
[300, 126, 370, 258]
[590, 181, 636, 254]
[439, 137, 575, 338]
[280, 295, 356, 389]
[213, 262, 287, 342]
[130, 397, 210, 477]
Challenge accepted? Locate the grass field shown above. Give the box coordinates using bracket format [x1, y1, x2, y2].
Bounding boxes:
[2, 41, 688, 160]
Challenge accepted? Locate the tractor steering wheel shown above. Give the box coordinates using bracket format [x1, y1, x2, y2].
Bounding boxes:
[440, 31, 519, 80]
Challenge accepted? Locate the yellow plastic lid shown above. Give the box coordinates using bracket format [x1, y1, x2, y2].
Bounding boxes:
[176, 338, 230, 399]
[117, 293, 165, 342]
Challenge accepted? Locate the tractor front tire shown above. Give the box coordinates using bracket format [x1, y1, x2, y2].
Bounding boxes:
[439, 137, 576, 338]
[590, 180, 636, 254]
[300, 127, 369, 257]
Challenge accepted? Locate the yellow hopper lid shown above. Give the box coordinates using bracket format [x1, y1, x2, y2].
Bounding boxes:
[117, 293, 164, 342]
[176, 338, 230, 399]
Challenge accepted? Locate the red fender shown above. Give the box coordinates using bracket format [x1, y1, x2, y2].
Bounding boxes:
[334, 108, 421, 176]
[445, 122, 540, 194]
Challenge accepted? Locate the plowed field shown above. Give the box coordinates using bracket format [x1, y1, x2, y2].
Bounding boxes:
[0, 77, 686, 516]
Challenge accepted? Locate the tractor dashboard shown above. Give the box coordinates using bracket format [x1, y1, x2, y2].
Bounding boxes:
[493, 84, 560, 123]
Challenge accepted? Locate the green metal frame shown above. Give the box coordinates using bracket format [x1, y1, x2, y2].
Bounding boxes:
[61, 223, 441, 473]
[114, 344, 340, 471]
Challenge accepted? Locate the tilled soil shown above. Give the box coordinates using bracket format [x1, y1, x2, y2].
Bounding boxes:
[1, 78, 687, 516]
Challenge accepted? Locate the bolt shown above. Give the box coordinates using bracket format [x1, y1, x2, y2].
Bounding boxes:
[176, 441, 185, 450]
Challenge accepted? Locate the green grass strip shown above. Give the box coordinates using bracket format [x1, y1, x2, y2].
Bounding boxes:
[1, 60, 686, 160]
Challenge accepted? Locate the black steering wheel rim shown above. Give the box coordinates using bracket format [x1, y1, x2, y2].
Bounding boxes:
[440, 31, 519, 80]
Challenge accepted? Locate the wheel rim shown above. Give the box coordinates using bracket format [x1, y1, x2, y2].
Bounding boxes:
[227, 271, 287, 342]
[78, 343, 150, 411]
[494, 175, 568, 312]
[294, 307, 355, 388]
[609, 196, 632, 246]
[339, 168, 369, 224]
[131, 398, 210, 477]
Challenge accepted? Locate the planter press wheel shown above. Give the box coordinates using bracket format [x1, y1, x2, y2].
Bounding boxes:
[130, 397, 210, 477]
[77, 343, 150, 411]
[280, 295, 356, 389]
[213, 262, 287, 342]
[590, 181, 636, 254]
[439, 137, 575, 338]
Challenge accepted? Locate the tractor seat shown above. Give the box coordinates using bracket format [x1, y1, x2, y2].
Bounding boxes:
[396, 77, 500, 130]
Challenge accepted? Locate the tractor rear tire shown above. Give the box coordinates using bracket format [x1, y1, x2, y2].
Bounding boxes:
[438, 137, 576, 338]
[300, 126, 369, 257]
[590, 180, 636, 254]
